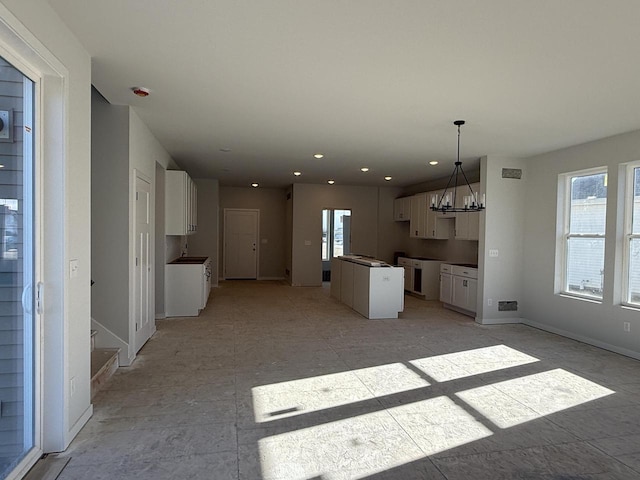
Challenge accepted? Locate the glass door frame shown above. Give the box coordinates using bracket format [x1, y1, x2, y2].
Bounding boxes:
[0, 42, 43, 480]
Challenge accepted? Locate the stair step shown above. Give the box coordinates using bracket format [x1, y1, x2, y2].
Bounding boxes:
[91, 348, 119, 399]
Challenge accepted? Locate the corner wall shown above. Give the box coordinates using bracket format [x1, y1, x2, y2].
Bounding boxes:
[477, 155, 527, 324]
[522, 130, 640, 358]
[291, 183, 379, 286]
[189, 178, 219, 286]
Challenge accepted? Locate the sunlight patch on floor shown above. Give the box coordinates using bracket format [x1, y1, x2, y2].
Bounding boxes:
[258, 396, 489, 480]
[459, 368, 615, 421]
[252, 363, 429, 422]
[410, 344, 539, 382]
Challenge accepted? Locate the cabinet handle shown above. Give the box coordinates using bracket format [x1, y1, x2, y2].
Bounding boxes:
[463, 280, 468, 287]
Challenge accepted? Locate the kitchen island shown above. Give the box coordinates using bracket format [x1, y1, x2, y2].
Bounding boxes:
[330, 255, 404, 319]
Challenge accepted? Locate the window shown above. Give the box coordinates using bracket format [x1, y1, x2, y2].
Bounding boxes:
[321, 209, 351, 260]
[561, 170, 607, 300]
[624, 165, 640, 305]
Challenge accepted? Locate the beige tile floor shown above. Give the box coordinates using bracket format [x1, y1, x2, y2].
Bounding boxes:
[56, 280, 640, 479]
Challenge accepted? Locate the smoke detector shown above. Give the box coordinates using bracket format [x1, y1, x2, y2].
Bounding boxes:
[132, 87, 150, 97]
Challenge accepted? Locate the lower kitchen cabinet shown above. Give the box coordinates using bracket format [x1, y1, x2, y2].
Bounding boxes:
[165, 257, 212, 316]
[440, 263, 478, 317]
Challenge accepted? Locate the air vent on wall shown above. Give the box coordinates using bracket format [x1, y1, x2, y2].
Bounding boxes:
[502, 168, 522, 179]
[498, 301, 518, 311]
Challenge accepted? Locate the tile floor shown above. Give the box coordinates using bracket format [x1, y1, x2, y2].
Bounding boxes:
[56, 281, 640, 479]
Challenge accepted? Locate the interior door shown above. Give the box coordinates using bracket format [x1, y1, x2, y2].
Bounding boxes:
[134, 171, 153, 352]
[224, 209, 258, 279]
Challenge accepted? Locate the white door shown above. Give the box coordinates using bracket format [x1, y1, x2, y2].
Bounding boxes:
[134, 172, 153, 352]
[224, 209, 258, 279]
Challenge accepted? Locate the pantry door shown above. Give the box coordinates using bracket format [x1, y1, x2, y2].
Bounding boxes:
[224, 209, 259, 279]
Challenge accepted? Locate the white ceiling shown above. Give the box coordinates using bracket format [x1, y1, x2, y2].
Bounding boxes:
[49, 0, 640, 188]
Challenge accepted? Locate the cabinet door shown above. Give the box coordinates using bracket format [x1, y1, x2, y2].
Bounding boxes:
[410, 193, 427, 238]
[394, 198, 410, 221]
[440, 272, 453, 303]
[467, 278, 478, 313]
[452, 275, 467, 308]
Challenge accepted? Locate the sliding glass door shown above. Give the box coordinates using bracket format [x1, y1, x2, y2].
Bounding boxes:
[0, 56, 37, 479]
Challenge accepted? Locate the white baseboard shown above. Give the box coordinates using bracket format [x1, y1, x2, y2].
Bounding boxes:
[91, 318, 133, 366]
[476, 316, 522, 325]
[155, 312, 166, 319]
[522, 318, 640, 361]
[66, 404, 93, 449]
[257, 276, 286, 281]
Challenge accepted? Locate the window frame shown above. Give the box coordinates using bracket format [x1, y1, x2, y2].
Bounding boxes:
[622, 162, 640, 307]
[559, 167, 608, 301]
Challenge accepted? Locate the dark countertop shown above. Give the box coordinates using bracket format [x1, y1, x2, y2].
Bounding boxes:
[168, 256, 209, 264]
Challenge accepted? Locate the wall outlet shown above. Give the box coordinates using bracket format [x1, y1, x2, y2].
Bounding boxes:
[69, 259, 79, 278]
[624, 322, 631, 332]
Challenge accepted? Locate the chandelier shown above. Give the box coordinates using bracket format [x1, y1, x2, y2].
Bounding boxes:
[430, 120, 485, 213]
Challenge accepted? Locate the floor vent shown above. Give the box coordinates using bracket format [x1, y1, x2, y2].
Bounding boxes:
[498, 300, 518, 311]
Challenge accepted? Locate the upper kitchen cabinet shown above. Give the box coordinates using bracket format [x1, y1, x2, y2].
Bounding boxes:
[454, 182, 480, 241]
[166, 170, 198, 235]
[410, 193, 427, 238]
[393, 197, 412, 221]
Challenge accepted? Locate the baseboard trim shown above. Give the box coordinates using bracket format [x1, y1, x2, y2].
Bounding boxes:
[522, 318, 640, 361]
[155, 313, 166, 319]
[66, 404, 93, 449]
[257, 276, 286, 281]
[476, 316, 522, 325]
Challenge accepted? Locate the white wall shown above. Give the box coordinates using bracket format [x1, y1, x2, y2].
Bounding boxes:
[291, 183, 380, 286]
[189, 178, 219, 286]
[522, 130, 640, 359]
[0, 0, 92, 452]
[91, 89, 129, 341]
[477, 155, 527, 324]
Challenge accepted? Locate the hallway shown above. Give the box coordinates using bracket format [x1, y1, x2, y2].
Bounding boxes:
[57, 281, 640, 479]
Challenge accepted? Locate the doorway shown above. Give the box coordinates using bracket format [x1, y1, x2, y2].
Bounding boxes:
[322, 209, 351, 281]
[224, 209, 259, 279]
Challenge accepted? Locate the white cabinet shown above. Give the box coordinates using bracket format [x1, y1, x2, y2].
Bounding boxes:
[399, 257, 442, 299]
[165, 257, 212, 316]
[394, 197, 412, 221]
[454, 182, 480, 241]
[439, 264, 453, 303]
[165, 170, 198, 235]
[409, 193, 427, 238]
[425, 204, 452, 239]
[332, 256, 404, 319]
[440, 263, 478, 316]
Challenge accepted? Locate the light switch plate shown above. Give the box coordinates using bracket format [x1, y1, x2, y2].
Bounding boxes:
[69, 259, 79, 278]
[489, 249, 499, 258]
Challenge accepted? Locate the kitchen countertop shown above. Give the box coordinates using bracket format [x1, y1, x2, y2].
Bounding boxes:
[168, 256, 209, 264]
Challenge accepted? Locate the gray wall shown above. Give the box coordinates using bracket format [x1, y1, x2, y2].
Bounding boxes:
[189, 178, 220, 286]
[155, 163, 165, 315]
[522, 130, 640, 358]
[291, 183, 380, 286]
[219, 186, 287, 279]
[477, 155, 527, 324]
[91, 88, 130, 341]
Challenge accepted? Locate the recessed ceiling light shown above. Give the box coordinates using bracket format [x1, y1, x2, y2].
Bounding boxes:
[384, 176, 392, 181]
[429, 161, 439, 166]
[220, 147, 232, 153]
[251, 183, 259, 188]
[360, 167, 369, 172]
[0, 165, 5, 169]
[314, 154, 324, 159]
[327, 180, 335, 185]
[293, 171, 301, 176]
